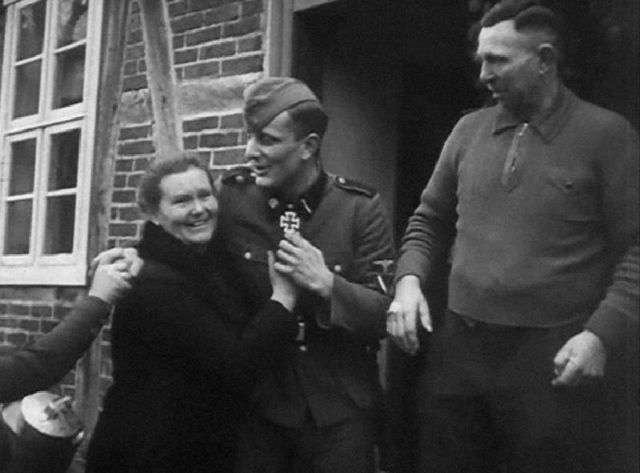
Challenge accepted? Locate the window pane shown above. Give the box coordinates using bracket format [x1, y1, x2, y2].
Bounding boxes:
[4, 200, 33, 255]
[53, 46, 85, 108]
[17, 1, 46, 60]
[44, 195, 75, 254]
[14, 60, 41, 118]
[57, 0, 88, 47]
[49, 129, 80, 190]
[9, 139, 37, 195]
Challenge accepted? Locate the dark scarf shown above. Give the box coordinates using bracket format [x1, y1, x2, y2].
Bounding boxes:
[137, 222, 247, 330]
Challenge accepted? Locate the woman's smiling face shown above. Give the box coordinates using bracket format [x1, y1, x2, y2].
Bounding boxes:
[154, 166, 218, 247]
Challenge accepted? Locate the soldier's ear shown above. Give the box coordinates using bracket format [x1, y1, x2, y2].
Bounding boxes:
[538, 42, 557, 74]
[302, 133, 320, 161]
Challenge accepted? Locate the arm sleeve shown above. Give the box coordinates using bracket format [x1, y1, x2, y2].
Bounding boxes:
[585, 120, 640, 351]
[395, 128, 460, 285]
[131, 279, 297, 388]
[0, 296, 110, 403]
[319, 193, 396, 339]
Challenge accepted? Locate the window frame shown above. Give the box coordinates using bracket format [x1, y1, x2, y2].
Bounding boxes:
[0, 0, 103, 285]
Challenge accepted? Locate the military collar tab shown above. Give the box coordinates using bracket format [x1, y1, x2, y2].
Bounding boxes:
[266, 170, 328, 219]
[492, 85, 575, 143]
[299, 169, 328, 214]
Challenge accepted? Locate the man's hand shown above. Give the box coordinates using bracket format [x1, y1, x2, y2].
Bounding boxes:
[89, 247, 143, 279]
[88, 261, 133, 306]
[552, 330, 607, 387]
[386, 275, 432, 355]
[274, 231, 334, 298]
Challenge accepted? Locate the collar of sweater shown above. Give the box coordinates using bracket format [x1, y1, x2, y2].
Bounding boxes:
[492, 84, 576, 143]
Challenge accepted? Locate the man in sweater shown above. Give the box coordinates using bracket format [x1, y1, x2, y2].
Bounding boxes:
[387, 1, 638, 472]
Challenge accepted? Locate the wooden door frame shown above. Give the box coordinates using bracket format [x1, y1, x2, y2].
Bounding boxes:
[264, 0, 342, 76]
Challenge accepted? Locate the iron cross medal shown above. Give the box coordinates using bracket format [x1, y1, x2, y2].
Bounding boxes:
[280, 210, 301, 233]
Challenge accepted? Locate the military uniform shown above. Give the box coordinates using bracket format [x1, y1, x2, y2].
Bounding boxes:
[217, 168, 395, 472]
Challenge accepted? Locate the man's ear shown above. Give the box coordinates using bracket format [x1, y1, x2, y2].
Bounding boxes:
[538, 42, 557, 74]
[302, 133, 320, 160]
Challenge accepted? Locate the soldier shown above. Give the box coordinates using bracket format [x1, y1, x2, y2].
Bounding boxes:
[217, 77, 395, 473]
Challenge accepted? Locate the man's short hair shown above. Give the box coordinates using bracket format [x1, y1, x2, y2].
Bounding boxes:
[286, 100, 329, 140]
[481, 0, 564, 60]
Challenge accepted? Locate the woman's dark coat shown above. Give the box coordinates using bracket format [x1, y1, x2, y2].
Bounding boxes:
[86, 222, 297, 473]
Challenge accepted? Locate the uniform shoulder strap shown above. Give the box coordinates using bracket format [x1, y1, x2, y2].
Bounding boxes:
[332, 174, 377, 198]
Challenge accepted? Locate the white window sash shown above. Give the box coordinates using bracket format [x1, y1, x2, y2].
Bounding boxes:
[0, 0, 103, 285]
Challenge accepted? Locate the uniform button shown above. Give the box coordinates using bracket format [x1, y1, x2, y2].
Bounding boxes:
[333, 264, 342, 273]
[243, 251, 252, 260]
[236, 175, 245, 184]
[299, 345, 308, 352]
[268, 198, 279, 209]
[337, 176, 346, 184]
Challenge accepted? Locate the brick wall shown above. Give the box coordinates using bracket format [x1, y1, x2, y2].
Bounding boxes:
[0, 286, 88, 398]
[169, 0, 262, 170]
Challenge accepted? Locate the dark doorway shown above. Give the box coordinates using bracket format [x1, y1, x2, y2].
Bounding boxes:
[395, 55, 479, 242]
[291, 0, 481, 238]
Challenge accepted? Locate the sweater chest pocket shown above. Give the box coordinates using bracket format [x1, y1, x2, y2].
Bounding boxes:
[544, 167, 598, 222]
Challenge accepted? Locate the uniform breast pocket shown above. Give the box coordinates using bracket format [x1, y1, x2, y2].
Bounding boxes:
[545, 167, 599, 222]
[224, 239, 272, 302]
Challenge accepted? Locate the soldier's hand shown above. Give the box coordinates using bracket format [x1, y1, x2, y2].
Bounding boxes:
[274, 231, 334, 298]
[88, 262, 133, 306]
[386, 275, 432, 355]
[552, 330, 606, 387]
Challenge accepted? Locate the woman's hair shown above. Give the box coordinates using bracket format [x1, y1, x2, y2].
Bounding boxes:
[137, 152, 214, 215]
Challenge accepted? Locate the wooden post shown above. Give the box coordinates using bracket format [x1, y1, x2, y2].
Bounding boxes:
[265, 0, 294, 76]
[78, 0, 131, 435]
[138, 0, 182, 158]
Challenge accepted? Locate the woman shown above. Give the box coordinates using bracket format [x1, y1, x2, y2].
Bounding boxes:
[85, 154, 298, 472]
